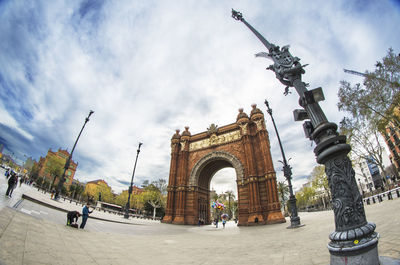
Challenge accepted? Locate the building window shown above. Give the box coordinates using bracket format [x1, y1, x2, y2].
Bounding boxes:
[393, 133, 400, 145]
[388, 141, 395, 151]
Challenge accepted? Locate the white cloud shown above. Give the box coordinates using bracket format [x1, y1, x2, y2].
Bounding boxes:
[1, 0, 400, 194]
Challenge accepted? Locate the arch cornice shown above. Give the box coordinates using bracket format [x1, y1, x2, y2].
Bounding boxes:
[188, 151, 244, 187]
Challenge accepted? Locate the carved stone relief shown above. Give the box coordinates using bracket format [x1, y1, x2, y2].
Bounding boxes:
[189, 130, 241, 152]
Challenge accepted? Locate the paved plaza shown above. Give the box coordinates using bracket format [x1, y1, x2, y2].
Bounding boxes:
[1, 172, 400, 264]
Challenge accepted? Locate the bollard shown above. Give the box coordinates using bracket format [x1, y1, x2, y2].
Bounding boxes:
[372, 197, 376, 203]
[396, 189, 400, 198]
[388, 191, 392, 200]
[367, 198, 370, 205]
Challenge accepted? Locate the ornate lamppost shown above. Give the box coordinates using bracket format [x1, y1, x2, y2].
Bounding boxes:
[264, 99, 301, 228]
[124, 142, 143, 219]
[232, 10, 379, 264]
[55, 110, 94, 200]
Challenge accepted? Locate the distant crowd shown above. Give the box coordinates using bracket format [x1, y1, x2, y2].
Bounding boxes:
[3, 167, 94, 229]
[4, 168, 33, 198]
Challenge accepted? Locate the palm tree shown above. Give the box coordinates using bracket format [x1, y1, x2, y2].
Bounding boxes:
[277, 181, 289, 214]
[218, 193, 227, 201]
[225, 190, 235, 219]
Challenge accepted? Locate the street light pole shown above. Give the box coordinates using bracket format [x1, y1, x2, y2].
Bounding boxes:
[232, 10, 379, 264]
[124, 142, 143, 219]
[55, 110, 94, 200]
[264, 100, 301, 228]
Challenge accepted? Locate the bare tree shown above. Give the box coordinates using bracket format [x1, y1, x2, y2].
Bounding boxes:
[340, 118, 388, 187]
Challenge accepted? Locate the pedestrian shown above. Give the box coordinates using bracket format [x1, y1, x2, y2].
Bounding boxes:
[222, 219, 226, 229]
[80, 204, 93, 229]
[19, 176, 24, 187]
[215, 218, 219, 228]
[67, 210, 80, 227]
[5, 172, 17, 198]
[14, 175, 19, 189]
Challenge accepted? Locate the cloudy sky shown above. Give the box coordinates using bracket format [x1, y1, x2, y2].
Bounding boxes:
[1, 0, 399, 195]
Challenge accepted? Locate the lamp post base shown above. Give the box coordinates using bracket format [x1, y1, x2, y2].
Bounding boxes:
[328, 227, 379, 265]
[287, 216, 305, 229]
[330, 241, 379, 265]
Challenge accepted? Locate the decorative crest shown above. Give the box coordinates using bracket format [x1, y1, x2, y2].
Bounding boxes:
[207, 123, 218, 136]
[232, 9, 308, 91]
[231, 9, 243, 21]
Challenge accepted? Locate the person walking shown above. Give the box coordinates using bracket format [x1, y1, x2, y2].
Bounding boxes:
[222, 219, 226, 229]
[5, 172, 17, 198]
[80, 204, 93, 229]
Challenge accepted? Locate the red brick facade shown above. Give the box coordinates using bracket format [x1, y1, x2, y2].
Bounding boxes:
[37, 148, 77, 187]
[381, 106, 400, 171]
[163, 105, 285, 226]
[383, 124, 400, 170]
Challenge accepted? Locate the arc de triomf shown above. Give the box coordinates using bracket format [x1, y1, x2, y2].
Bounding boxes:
[163, 104, 285, 226]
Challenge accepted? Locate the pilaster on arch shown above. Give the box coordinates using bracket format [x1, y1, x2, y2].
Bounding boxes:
[188, 151, 244, 187]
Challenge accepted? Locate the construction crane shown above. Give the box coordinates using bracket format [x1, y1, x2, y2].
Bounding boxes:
[343, 69, 367, 78]
[343, 68, 399, 87]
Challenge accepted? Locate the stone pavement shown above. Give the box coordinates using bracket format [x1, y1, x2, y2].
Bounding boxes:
[1, 168, 400, 264]
[0, 195, 399, 264]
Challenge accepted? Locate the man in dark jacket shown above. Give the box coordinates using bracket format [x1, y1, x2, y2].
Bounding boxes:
[67, 211, 80, 226]
[5, 172, 17, 198]
[80, 204, 93, 229]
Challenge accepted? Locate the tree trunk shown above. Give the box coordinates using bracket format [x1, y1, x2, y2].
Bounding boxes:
[322, 196, 326, 209]
[153, 207, 156, 219]
[228, 195, 231, 218]
[377, 163, 387, 188]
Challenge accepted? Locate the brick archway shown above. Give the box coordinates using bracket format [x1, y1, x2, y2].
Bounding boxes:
[188, 150, 244, 186]
[163, 104, 286, 226]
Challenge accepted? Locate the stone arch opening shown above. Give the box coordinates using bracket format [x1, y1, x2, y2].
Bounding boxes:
[188, 151, 242, 224]
[210, 168, 237, 198]
[189, 151, 244, 187]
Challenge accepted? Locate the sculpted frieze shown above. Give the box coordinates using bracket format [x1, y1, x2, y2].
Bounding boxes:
[189, 130, 242, 151]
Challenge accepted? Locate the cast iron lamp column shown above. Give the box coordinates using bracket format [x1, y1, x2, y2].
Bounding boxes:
[124, 142, 143, 219]
[264, 100, 301, 228]
[232, 10, 379, 264]
[55, 110, 94, 200]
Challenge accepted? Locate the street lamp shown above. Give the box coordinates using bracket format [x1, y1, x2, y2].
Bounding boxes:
[54, 110, 94, 200]
[264, 99, 301, 228]
[124, 142, 143, 219]
[232, 10, 379, 264]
